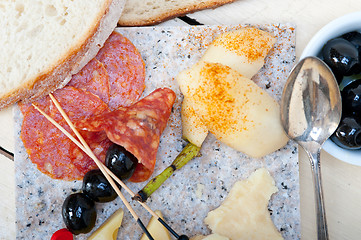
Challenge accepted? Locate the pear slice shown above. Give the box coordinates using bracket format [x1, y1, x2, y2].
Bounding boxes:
[181, 98, 208, 147]
[201, 27, 276, 78]
[140, 210, 171, 240]
[88, 208, 124, 240]
[177, 61, 288, 158]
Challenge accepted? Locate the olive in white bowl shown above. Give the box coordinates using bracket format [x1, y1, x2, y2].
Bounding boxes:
[301, 11, 361, 166]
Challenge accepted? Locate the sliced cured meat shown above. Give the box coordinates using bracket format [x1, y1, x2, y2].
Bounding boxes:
[67, 58, 110, 104]
[76, 88, 176, 182]
[20, 86, 112, 181]
[95, 31, 146, 110]
[129, 164, 153, 183]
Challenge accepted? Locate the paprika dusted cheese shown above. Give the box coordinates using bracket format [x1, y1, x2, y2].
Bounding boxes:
[201, 27, 276, 78]
[177, 28, 288, 158]
[177, 61, 288, 158]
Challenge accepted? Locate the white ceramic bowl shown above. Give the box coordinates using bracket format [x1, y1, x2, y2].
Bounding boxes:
[301, 11, 361, 166]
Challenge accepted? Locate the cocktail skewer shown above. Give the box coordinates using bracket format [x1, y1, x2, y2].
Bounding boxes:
[32, 101, 154, 240]
[32, 93, 189, 239]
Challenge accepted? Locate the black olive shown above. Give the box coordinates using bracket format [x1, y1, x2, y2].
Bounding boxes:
[62, 192, 96, 235]
[178, 235, 190, 240]
[105, 144, 138, 180]
[322, 38, 361, 77]
[342, 31, 361, 51]
[341, 79, 361, 116]
[330, 115, 361, 150]
[332, 71, 344, 84]
[82, 169, 118, 203]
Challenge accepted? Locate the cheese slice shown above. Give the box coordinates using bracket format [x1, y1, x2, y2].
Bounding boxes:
[177, 61, 288, 158]
[181, 98, 208, 147]
[204, 168, 283, 240]
[88, 208, 124, 240]
[191, 234, 230, 240]
[201, 28, 276, 78]
[203, 234, 230, 240]
[179, 28, 277, 150]
[140, 210, 171, 240]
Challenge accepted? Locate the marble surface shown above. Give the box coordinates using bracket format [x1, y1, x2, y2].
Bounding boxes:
[3, 1, 361, 240]
[15, 24, 298, 239]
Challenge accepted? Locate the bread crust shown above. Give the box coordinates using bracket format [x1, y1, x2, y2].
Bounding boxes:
[118, 0, 236, 26]
[0, 0, 125, 110]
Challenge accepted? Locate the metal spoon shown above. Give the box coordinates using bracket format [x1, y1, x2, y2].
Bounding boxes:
[280, 56, 342, 240]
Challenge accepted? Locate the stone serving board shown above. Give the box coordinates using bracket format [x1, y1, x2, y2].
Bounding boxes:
[15, 24, 299, 239]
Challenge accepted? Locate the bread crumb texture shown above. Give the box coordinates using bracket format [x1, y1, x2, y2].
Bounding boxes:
[118, 0, 236, 26]
[0, 0, 122, 109]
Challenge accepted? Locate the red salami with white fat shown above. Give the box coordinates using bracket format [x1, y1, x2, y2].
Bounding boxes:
[95, 31, 146, 110]
[76, 88, 176, 182]
[20, 86, 112, 180]
[67, 58, 111, 104]
[19, 31, 150, 181]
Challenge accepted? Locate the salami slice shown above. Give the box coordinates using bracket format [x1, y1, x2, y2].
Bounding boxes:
[76, 88, 176, 182]
[20, 86, 112, 180]
[67, 58, 110, 104]
[95, 31, 146, 110]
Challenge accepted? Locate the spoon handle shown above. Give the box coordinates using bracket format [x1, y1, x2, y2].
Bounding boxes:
[307, 149, 329, 240]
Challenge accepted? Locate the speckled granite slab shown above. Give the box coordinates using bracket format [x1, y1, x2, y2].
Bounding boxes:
[15, 24, 299, 239]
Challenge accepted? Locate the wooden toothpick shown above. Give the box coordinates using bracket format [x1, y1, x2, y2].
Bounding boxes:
[32, 93, 188, 240]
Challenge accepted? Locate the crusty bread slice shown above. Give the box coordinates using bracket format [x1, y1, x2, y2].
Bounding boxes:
[118, 0, 236, 26]
[0, 0, 125, 110]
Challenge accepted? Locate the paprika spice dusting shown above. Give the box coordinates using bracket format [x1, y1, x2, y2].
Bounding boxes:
[211, 27, 275, 63]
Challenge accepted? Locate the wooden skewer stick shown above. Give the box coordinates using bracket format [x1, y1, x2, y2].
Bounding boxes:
[32, 100, 154, 240]
[33, 94, 189, 240]
[47, 93, 190, 238]
[48, 94, 188, 240]
[34, 103, 186, 239]
[32, 103, 158, 215]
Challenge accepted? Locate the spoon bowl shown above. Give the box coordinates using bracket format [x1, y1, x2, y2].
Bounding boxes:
[281, 56, 342, 151]
[281, 56, 342, 240]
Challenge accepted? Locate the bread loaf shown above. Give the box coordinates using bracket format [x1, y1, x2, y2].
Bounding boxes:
[118, 0, 236, 26]
[0, 0, 125, 110]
